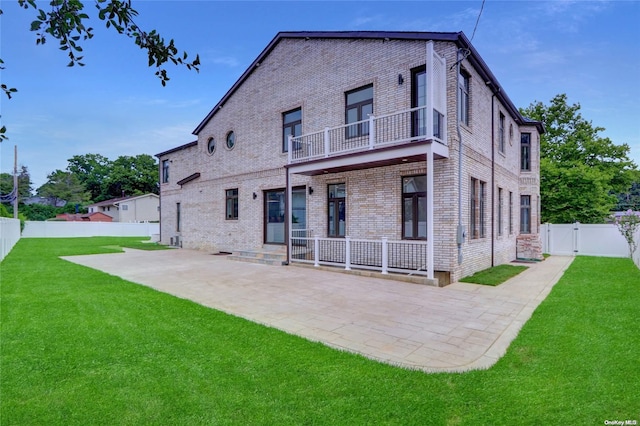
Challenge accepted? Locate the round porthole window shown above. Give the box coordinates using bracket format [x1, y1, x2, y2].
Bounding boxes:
[207, 137, 216, 155]
[226, 131, 235, 150]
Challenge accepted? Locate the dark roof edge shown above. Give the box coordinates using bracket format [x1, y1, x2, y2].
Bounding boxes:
[176, 172, 201, 186]
[192, 31, 461, 135]
[454, 32, 545, 133]
[155, 141, 198, 158]
[192, 30, 544, 135]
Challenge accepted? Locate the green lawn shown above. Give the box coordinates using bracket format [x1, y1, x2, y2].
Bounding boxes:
[1, 237, 638, 425]
[459, 264, 528, 285]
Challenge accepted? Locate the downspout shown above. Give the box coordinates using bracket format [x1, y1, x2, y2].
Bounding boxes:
[456, 49, 464, 265]
[285, 167, 291, 265]
[491, 92, 495, 267]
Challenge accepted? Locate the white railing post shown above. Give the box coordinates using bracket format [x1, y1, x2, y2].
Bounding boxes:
[368, 114, 375, 149]
[381, 237, 388, 274]
[345, 236, 351, 270]
[287, 135, 293, 164]
[314, 235, 320, 267]
[324, 127, 330, 157]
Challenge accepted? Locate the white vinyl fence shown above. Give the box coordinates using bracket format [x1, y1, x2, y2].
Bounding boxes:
[541, 223, 640, 268]
[22, 221, 159, 238]
[0, 217, 21, 262]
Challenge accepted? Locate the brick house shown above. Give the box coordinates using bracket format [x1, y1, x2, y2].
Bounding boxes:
[156, 31, 544, 285]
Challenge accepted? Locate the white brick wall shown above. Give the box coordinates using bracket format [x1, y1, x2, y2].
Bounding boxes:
[158, 35, 541, 283]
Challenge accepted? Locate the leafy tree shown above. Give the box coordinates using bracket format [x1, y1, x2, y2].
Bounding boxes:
[0, 166, 33, 202]
[20, 203, 59, 221]
[521, 94, 637, 223]
[614, 172, 640, 211]
[102, 154, 158, 199]
[37, 170, 91, 206]
[67, 153, 112, 201]
[0, 203, 10, 218]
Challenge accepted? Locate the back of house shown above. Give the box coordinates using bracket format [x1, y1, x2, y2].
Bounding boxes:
[156, 31, 543, 284]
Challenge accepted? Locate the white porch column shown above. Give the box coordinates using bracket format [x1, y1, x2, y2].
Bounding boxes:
[426, 145, 434, 280]
[286, 168, 292, 264]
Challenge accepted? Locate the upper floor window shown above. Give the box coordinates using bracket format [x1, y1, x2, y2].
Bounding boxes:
[345, 85, 373, 138]
[402, 175, 427, 240]
[521, 132, 531, 171]
[226, 131, 236, 150]
[498, 112, 505, 153]
[162, 159, 169, 183]
[226, 188, 238, 220]
[458, 70, 470, 126]
[411, 66, 427, 137]
[282, 108, 302, 152]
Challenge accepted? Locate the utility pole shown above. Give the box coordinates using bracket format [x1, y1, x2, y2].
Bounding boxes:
[13, 145, 18, 219]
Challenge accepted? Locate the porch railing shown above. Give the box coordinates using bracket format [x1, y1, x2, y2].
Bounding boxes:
[288, 106, 446, 164]
[289, 234, 430, 276]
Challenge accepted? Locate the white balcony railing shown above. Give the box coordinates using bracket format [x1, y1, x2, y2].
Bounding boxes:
[289, 234, 431, 276]
[288, 106, 446, 164]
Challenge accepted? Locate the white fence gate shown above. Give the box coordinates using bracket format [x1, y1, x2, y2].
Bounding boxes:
[541, 223, 640, 268]
[0, 218, 21, 263]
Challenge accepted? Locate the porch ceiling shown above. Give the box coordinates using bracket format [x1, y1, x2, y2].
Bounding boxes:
[286, 140, 449, 176]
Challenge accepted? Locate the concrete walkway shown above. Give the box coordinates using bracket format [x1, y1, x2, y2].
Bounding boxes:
[63, 249, 573, 373]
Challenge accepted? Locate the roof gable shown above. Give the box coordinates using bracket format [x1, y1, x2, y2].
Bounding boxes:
[192, 30, 543, 136]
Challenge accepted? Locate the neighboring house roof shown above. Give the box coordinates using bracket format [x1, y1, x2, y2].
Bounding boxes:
[192, 31, 545, 135]
[55, 212, 113, 222]
[155, 141, 198, 158]
[87, 193, 159, 208]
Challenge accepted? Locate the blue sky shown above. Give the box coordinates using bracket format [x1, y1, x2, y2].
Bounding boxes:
[1, 0, 639, 189]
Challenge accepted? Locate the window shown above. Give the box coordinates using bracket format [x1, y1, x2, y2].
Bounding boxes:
[509, 191, 513, 235]
[520, 195, 531, 234]
[122, 204, 128, 211]
[328, 183, 346, 237]
[345, 85, 373, 138]
[498, 112, 505, 153]
[497, 187, 503, 236]
[162, 159, 169, 183]
[282, 108, 302, 152]
[207, 137, 216, 155]
[470, 178, 486, 239]
[411, 66, 426, 137]
[226, 131, 235, 150]
[458, 70, 470, 126]
[226, 188, 238, 220]
[402, 176, 427, 239]
[521, 132, 531, 171]
[176, 202, 181, 232]
[433, 109, 444, 139]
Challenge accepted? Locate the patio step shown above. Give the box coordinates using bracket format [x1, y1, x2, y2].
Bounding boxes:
[227, 247, 287, 266]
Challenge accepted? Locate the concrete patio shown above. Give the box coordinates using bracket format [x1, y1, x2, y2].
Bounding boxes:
[63, 249, 573, 373]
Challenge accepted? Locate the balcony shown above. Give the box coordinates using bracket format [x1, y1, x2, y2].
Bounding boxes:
[287, 106, 449, 174]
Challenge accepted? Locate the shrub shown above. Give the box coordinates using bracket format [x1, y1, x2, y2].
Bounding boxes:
[613, 210, 640, 258]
